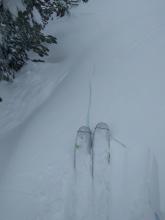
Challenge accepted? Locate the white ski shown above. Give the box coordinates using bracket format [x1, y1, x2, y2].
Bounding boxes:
[73, 126, 93, 220]
[74, 125, 92, 175]
[91, 122, 111, 220]
[92, 122, 110, 177]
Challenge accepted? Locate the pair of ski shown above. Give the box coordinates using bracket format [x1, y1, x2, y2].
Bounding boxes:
[74, 122, 111, 178]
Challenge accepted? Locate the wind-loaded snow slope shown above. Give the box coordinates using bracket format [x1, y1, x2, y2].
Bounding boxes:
[0, 0, 165, 219]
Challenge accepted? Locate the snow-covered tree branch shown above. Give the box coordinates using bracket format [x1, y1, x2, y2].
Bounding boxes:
[0, 0, 88, 81]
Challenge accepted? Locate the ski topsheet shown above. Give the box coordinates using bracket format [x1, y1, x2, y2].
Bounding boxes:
[91, 122, 111, 220]
[74, 126, 92, 175]
[92, 122, 110, 176]
[74, 123, 111, 177]
[73, 123, 111, 220]
[73, 126, 93, 220]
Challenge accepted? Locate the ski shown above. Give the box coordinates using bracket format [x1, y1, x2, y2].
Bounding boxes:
[72, 126, 93, 220]
[74, 126, 92, 173]
[92, 122, 111, 178]
[91, 122, 111, 220]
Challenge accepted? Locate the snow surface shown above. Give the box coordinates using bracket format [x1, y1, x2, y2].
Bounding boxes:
[1, 0, 165, 219]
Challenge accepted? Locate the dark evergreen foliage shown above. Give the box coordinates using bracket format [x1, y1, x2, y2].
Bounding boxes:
[0, 0, 88, 81]
[0, 4, 16, 81]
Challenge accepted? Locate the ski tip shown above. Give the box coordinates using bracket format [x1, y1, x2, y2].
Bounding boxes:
[77, 126, 91, 134]
[95, 122, 110, 131]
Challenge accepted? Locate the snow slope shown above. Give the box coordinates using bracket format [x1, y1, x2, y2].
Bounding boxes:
[0, 0, 165, 219]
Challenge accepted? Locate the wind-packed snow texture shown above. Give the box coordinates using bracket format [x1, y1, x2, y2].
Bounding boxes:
[0, 0, 165, 219]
